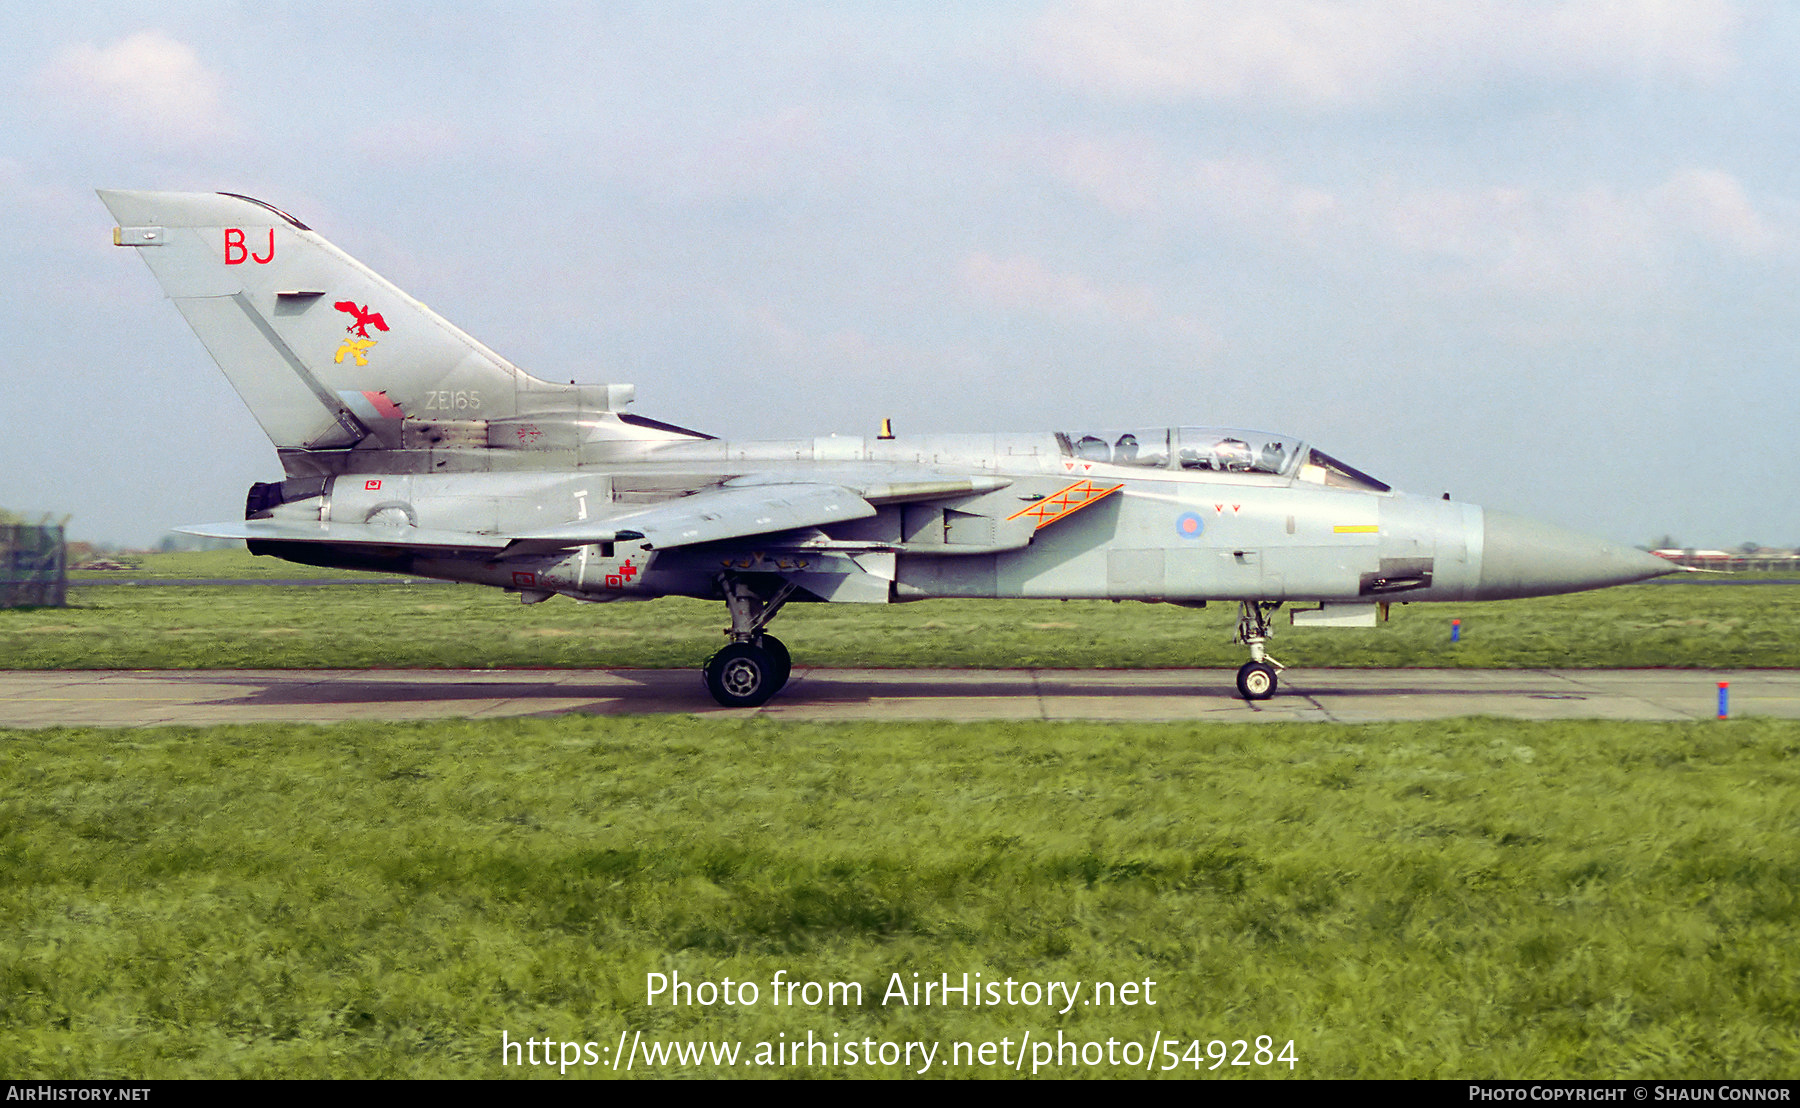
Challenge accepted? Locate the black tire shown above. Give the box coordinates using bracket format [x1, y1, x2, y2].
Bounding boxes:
[703, 642, 779, 708]
[756, 634, 792, 693]
[1236, 661, 1278, 701]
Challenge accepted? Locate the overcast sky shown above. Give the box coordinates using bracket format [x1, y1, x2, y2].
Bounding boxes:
[3, 1, 1795, 549]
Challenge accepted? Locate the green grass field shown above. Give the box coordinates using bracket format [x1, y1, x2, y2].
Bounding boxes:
[3, 715, 1797, 1078]
[65, 549, 360, 582]
[9, 549, 1799, 670]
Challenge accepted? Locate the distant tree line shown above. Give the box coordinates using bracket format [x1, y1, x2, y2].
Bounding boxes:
[1646, 535, 1795, 555]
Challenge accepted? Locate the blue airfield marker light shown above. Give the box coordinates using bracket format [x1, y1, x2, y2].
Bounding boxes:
[1718, 681, 1730, 720]
[1451, 618, 1461, 643]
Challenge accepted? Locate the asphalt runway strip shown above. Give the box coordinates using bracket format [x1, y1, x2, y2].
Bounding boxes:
[0, 668, 1794, 727]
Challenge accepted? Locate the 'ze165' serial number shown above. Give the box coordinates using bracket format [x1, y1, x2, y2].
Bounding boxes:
[423, 390, 481, 411]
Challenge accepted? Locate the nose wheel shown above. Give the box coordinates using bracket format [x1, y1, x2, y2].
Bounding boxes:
[1236, 660, 1278, 700]
[1234, 601, 1285, 701]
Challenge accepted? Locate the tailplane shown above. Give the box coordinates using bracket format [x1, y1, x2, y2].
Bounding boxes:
[98, 190, 635, 455]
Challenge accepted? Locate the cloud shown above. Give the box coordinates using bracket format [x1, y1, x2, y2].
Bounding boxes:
[1031, 0, 1739, 108]
[0, 158, 61, 211]
[958, 251, 1219, 347]
[962, 252, 1158, 322]
[1041, 136, 1339, 240]
[1648, 168, 1775, 256]
[1037, 118, 1780, 295]
[727, 302, 985, 413]
[1040, 133, 1170, 215]
[348, 117, 466, 165]
[37, 30, 233, 145]
[1380, 167, 1779, 298]
[1189, 156, 1339, 238]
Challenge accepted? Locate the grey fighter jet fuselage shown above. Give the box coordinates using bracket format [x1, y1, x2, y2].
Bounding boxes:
[100, 190, 1675, 705]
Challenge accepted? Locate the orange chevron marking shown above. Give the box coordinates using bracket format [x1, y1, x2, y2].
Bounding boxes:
[1006, 480, 1125, 530]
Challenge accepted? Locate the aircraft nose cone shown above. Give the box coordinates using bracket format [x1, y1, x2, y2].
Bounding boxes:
[1477, 509, 1676, 600]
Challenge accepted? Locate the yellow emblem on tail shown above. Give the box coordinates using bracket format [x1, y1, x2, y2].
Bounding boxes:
[334, 338, 377, 366]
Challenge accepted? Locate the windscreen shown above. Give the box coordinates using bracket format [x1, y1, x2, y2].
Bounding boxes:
[1296, 448, 1389, 492]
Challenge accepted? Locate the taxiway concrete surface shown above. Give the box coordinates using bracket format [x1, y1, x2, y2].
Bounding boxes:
[0, 668, 1793, 728]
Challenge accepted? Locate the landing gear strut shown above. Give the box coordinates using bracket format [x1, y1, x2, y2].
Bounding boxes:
[702, 577, 798, 708]
[1234, 600, 1285, 701]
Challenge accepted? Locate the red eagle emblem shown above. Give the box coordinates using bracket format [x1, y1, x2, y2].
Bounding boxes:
[333, 301, 390, 338]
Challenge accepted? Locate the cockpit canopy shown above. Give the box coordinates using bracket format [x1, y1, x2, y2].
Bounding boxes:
[1057, 427, 1389, 492]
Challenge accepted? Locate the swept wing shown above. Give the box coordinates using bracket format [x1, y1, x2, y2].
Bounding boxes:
[181, 481, 880, 558]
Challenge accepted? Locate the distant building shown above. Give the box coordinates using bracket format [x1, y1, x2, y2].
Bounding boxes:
[1, 523, 67, 607]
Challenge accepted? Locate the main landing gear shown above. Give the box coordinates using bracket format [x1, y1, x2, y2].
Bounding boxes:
[1235, 600, 1285, 701]
[702, 577, 797, 708]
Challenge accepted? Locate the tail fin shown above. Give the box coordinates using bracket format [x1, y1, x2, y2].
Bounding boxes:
[98, 190, 633, 452]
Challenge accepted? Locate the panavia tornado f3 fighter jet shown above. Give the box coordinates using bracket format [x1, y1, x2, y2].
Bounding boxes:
[100, 190, 1676, 707]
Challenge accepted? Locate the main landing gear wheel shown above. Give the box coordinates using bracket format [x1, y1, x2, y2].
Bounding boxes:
[1236, 661, 1278, 701]
[703, 642, 782, 708]
[758, 634, 791, 692]
[706, 576, 799, 708]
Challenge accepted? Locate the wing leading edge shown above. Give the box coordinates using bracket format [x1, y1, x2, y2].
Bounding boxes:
[180, 482, 879, 558]
[505, 483, 877, 553]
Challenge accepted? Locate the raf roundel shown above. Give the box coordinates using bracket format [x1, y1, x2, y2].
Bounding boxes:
[1176, 511, 1205, 539]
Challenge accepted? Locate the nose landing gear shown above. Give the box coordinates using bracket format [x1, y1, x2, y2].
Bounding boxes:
[1235, 600, 1285, 701]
